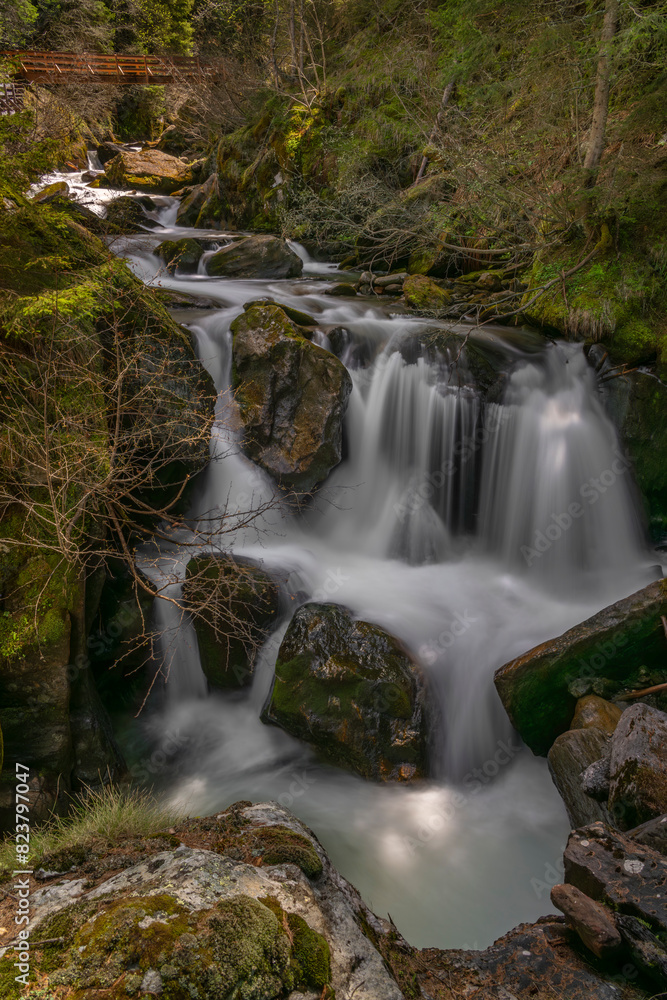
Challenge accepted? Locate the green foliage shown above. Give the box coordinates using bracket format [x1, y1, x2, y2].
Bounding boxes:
[0, 0, 38, 47]
[0, 784, 179, 876]
[116, 0, 195, 54]
[31, 0, 115, 51]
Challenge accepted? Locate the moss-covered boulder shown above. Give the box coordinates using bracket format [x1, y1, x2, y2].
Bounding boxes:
[231, 303, 351, 493]
[182, 555, 280, 689]
[263, 602, 431, 781]
[175, 173, 224, 228]
[9, 801, 406, 1000]
[403, 273, 452, 311]
[207, 234, 303, 280]
[105, 194, 160, 232]
[155, 237, 204, 274]
[494, 579, 667, 756]
[242, 297, 317, 329]
[105, 149, 194, 194]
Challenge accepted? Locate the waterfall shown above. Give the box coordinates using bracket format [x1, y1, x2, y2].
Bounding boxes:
[51, 166, 659, 948]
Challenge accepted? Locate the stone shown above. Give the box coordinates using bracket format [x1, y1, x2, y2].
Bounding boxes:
[626, 813, 667, 854]
[608, 702, 667, 829]
[242, 298, 317, 328]
[24, 802, 404, 1000]
[207, 234, 303, 279]
[231, 304, 351, 493]
[476, 271, 504, 292]
[105, 149, 194, 194]
[323, 282, 357, 296]
[105, 195, 160, 232]
[570, 694, 623, 734]
[550, 883, 621, 958]
[175, 173, 222, 228]
[262, 602, 431, 781]
[141, 968, 163, 994]
[155, 238, 204, 274]
[563, 822, 667, 933]
[96, 140, 123, 166]
[31, 181, 69, 204]
[547, 728, 612, 827]
[182, 555, 280, 689]
[403, 273, 452, 311]
[374, 272, 408, 287]
[494, 578, 667, 755]
[581, 756, 611, 802]
[616, 913, 667, 988]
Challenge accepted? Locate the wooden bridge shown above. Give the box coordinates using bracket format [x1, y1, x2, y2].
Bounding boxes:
[0, 49, 226, 86]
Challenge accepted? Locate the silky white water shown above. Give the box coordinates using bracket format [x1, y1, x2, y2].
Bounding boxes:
[40, 175, 662, 948]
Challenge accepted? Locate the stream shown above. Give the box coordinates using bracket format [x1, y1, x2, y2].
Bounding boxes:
[38, 163, 664, 949]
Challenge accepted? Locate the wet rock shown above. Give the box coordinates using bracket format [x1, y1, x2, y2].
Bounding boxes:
[182, 555, 280, 690]
[105, 149, 194, 194]
[262, 602, 431, 781]
[608, 703, 667, 829]
[155, 237, 204, 274]
[548, 728, 612, 827]
[616, 913, 667, 989]
[403, 273, 452, 311]
[626, 813, 667, 854]
[31, 180, 69, 204]
[494, 578, 667, 755]
[207, 234, 303, 279]
[324, 282, 357, 296]
[25, 802, 403, 1000]
[550, 883, 621, 958]
[563, 822, 667, 932]
[96, 140, 123, 165]
[570, 694, 623, 734]
[475, 271, 504, 292]
[105, 195, 160, 232]
[231, 303, 351, 492]
[242, 298, 317, 328]
[175, 173, 222, 228]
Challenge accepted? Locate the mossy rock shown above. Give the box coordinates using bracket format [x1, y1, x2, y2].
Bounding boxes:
[155, 237, 204, 274]
[231, 304, 352, 493]
[105, 195, 159, 232]
[182, 555, 280, 690]
[215, 820, 323, 879]
[403, 274, 452, 311]
[494, 579, 667, 756]
[263, 602, 431, 781]
[206, 235, 303, 280]
[20, 890, 332, 999]
[243, 297, 317, 329]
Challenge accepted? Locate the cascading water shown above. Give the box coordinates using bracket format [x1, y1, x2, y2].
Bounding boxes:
[39, 174, 663, 948]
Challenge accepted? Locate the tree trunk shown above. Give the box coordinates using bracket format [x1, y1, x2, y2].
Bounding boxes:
[414, 80, 455, 184]
[583, 0, 618, 175]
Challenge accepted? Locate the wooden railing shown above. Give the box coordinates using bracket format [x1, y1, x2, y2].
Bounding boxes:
[0, 50, 226, 86]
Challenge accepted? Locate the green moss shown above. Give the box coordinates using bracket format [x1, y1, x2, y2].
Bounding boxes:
[215, 822, 323, 879]
[403, 274, 452, 312]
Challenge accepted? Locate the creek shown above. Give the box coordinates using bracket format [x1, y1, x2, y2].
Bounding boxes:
[40, 163, 664, 948]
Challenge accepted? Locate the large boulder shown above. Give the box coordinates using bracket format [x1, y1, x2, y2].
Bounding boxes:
[547, 727, 612, 828]
[231, 303, 352, 493]
[155, 237, 204, 274]
[206, 234, 303, 279]
[262, 602, 431, 781]
[104, 195, 160, 232]
[494, 579, 667, 756]
[608, 703, 667, 829]
[105, 149, 194, 194]
[182, 555, 280, 690]
[13, 802, 403, 1000]
[175, 173, 223, 229]
[403, 273, 452, 311]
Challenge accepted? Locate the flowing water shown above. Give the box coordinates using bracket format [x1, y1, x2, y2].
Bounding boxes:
[37, 170, 663, 948]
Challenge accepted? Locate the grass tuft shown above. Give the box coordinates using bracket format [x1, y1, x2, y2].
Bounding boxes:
[0, 784, 180, 879]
